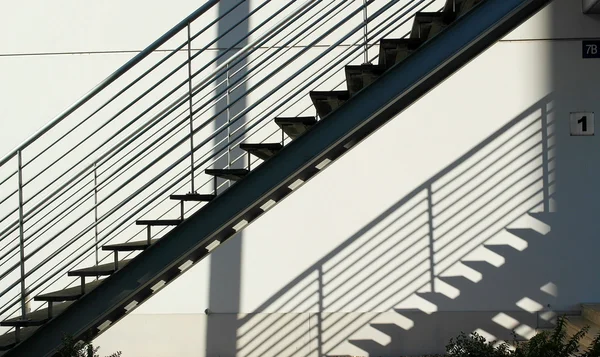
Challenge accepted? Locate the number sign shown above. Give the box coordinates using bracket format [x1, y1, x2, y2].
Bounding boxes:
[583, 41, 600, 58]
[570, 112, 595, 136]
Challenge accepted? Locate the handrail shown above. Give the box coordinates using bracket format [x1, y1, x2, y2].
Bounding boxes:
[0, 0, 433, 338]
[0, 0, 221, 167]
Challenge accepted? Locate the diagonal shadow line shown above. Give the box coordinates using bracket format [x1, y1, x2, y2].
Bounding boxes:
[434, 141, 550, 232]
[435, 125, 546, 212]
[241, 159, 552, 354]
[326, 133, 551, 299]
[249, 179, 548, 357]
[264, 181, 550, 357]
[243, 245, 433, 357]
[237, 94, 552, 321]
[235, 96, 553, 355]
[237, 219, 431, 352]
[238, 218, 432, 353]
[434, 145, 554, 244]
[320, 195, 549, 356]
[432, 111, 552, 198]
[235, 198, 430, 340]
[435, 165, 554, 261]
[324, 153, 549, 307]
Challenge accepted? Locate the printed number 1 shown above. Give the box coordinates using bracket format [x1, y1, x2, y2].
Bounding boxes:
[579, 116, 588, 132]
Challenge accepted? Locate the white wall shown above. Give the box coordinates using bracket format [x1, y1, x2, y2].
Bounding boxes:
[2, 0, 600, 356]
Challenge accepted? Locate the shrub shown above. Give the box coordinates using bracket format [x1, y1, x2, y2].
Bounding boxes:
[445, 315, 600, 357]
[57, 334, 121, 357]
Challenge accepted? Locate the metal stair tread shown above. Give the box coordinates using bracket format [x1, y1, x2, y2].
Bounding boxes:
[0, 327, 38, 350]
[309, 91, 350, 118]
[6, 0, 554, 353]
[274, 117, 317, 139]
[205, 168, 249, 181]
[240, 143, 283, 160]
[135, 219, 182, 226]
[35, 279, 105, 302]
[1, 302, 73, 327]
[103, 239, 158, 251]
[68, 260, 131, 277]
[169, 193, 215, 202]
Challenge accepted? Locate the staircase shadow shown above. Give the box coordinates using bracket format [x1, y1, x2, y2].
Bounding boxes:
[229, 94, 555, 357]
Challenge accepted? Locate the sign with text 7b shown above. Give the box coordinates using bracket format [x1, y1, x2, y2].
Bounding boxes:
[583, 40, 600, 58]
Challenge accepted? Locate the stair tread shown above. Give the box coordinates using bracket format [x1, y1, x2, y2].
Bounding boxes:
[35, 279, 105, 302]
[135, 219, 182, 226]
[169, 193, 215, 202]
[310, 90, 350, 97]
[239, 143, 283, 149]
[68, 260, 130, 277]
[274, 116, 317, 125]
[0, 327, 38, 350]
[205, 168, 249, 181]
[310, 91, 350, 118]
[1, 302, 73, 327]
[240, 143, 283, 160]
[275, 117, 317, 140]
[103, 239, 157, 251]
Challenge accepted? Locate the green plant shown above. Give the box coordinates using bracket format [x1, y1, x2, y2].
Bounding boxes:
[56, 333, 121, 357]
[444, 315, 600, 357]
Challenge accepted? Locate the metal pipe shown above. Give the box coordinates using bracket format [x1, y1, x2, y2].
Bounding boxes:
[363, 0, 369, 64]
[2, 0, 279, 234]
[0, 0, 221, 167]
[187, 23, 196, 193]
[94, 164, 99, 268]
[17, 151, 26, 319]
[21, 0, 247, 172]
[0, 0, 416, 308]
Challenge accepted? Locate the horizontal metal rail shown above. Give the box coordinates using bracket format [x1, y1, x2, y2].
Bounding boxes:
[0, 0, 221, 167]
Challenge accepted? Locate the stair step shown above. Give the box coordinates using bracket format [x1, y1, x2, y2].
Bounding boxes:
[135, 219, 182, 226]
[310, 91, 350, 119]
[583, 304, 600, 328]
[378, 38, 423, 69]
[169, 193, 215, 202]
[345, 64, 386, 96]
[240, 143, 283, 161]
[103, 239, 157, 252]
[205, 168, 249, 181]
[68, 260, 130, 277]
[274, 117, 317, 140]
[1, 302, 73, 327]
[0, 327, 38, 351]
[411, 12, 452, 40]
[35, 279, 105, 302]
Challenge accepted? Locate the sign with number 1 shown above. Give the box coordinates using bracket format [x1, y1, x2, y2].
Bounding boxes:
[570, 112, 594, 136]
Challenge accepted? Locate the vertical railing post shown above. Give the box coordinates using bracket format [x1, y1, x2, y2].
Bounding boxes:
[363, 0, 369, 64]
[226, 63, 231, 170]
[93, 163, 99, 269]
[17, 151, 26, 320]
[187, 22, 196, 193]
[426, 186, 435, 293]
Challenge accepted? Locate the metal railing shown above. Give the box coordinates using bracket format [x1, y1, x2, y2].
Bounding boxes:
[0, 0, 437, 331]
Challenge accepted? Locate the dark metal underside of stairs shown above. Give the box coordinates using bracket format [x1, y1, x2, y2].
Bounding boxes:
[4, 0, 551, 355]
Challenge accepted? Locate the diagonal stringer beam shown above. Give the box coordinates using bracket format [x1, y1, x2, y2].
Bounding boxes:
[5, 0, 552, 355]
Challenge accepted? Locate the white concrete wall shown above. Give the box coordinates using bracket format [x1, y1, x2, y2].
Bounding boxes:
[1, 0, 600, 356]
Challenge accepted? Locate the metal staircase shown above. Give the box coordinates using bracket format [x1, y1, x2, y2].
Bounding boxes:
[0, 0, 551, 355]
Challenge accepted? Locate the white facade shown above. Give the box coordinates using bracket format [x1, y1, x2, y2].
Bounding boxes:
[1, 0, 600, 356]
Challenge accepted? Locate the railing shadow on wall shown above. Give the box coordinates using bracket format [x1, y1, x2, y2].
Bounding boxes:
[222, 94, 556, 357]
